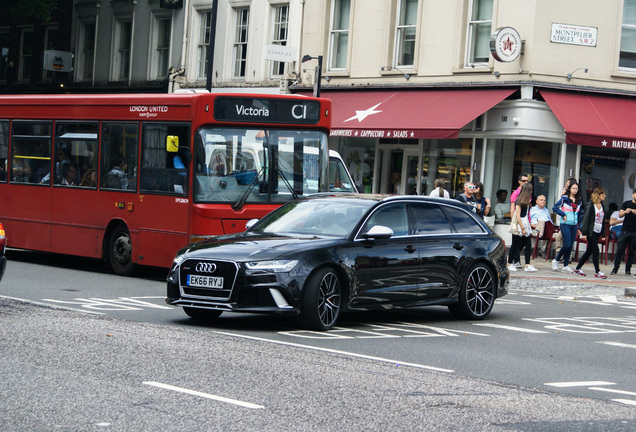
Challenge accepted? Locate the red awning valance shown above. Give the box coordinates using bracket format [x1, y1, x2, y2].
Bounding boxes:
[541, 90, 636, 149]
[316, 89, 515, 139]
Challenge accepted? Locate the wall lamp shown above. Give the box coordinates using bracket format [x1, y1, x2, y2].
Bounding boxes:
[380, 66, 410, 80]
[302, 54, 323, 97]
[567, 67, 588, 80]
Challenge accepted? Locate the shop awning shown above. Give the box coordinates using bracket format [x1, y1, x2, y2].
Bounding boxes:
[541, 90, 636, 149]
[317, 88, 515, 139]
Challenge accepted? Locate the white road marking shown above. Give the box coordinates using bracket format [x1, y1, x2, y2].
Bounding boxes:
[589, 387, 636, 397]
[0, 295, 104, 315]
[41, 297, 172, 311]
[545, 381, 615, 388]
[473, 323, 548, 333]
[613, 399, 636, 406]
[213, 331, 454, 373]
[143, 381, 264, 409]
[596, 341, 636, 349]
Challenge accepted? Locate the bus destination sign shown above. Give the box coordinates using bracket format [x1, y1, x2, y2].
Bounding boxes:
[214, 97, 320, 125]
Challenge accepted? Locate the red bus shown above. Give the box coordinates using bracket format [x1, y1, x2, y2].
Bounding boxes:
[0, 93, 356, 275]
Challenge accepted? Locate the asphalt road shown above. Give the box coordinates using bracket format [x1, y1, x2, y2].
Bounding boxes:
[1, 250, 636, 430]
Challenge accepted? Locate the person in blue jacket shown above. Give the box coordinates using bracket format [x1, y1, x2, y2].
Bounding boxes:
[552, 181, 582, 272]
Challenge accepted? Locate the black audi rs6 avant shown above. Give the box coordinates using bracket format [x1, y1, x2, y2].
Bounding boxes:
[167, 194, 509, 330]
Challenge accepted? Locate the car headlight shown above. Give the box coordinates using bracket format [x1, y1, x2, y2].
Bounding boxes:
[244, 260, 298, 273]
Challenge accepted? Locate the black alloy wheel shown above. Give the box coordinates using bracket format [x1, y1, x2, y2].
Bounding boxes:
[298, 267, 342, 331]
[449, 263, 496, 320]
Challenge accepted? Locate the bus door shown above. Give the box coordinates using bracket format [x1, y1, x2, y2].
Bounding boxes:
[135, 123, 191, 268]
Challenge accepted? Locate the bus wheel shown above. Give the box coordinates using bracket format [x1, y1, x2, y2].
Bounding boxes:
[108, 227, 135, 276]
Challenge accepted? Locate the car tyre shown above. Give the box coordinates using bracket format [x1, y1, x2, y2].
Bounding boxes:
[298, 267, 341, 331]
[448, 263, 496, 320]
[107, 227, 135, 276]
[183, 307, 223, 321]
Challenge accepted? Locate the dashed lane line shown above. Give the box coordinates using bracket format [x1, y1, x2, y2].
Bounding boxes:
[143, 381, 264, 409]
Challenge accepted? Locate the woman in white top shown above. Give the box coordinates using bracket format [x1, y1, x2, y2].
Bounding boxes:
[428, 178, 449, 198]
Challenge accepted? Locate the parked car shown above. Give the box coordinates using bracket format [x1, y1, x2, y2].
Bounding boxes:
[166, 194, 509, 330]
[0, 222, 6, 282]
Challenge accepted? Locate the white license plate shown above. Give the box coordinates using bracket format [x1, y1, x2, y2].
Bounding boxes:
[187, 275, 224, 289]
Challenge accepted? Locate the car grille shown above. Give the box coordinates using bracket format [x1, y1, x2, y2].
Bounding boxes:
[179, 259, 239, 300]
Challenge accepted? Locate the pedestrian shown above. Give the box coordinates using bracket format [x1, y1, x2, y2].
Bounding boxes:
[529, 194, 552, 256]
[508, 173, 528, 270]
[428, 177, 449, 198]
[455, 181, 478, 212]
[494, 189, 509, 220]
[508, 183, 537, 272]
[552, 181, 582, 272]
[573, 188, 608, 279]
[610, 188, 636, 276]
[473, 181, 491, 219]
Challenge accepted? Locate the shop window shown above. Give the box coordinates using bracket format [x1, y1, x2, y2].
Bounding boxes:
[484, 139, 560, 224]
[579, 146, 630, 208]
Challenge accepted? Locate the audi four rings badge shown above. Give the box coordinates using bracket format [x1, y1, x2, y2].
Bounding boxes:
[196, 262, 217, 273]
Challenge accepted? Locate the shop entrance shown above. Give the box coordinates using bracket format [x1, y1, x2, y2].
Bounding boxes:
[376, 140, 472, 197]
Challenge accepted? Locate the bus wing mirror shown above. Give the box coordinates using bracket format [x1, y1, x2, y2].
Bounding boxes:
[167, 135, 179, 153]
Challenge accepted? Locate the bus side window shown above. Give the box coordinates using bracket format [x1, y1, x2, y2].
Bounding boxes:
[0, 121, 8, 182]
[101, 123, 138, 191]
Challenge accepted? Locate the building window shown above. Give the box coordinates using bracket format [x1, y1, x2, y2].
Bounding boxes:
[152, 16, 172, 79]
[197, 11, 212, 79]
[466, 0, 493, 65]
[43, 26, 59, 81]
[19, 28, 34, 82]
[0, 31, 9, 82]
[394, 0, 418, 67]
[113, 19, 132, 81]
[328, 0, 350, 70]
[271, 4, 289, 77]
[620, 0, 636, 68]
[233, 8, 249, 78]
[78, 21, 96, 81]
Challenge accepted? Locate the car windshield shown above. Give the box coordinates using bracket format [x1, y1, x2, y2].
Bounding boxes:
[251, 199, 375, 237]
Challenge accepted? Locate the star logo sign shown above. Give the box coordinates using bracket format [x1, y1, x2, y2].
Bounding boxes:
[502, 36, 514, 53]
[344, 103, 382, 123]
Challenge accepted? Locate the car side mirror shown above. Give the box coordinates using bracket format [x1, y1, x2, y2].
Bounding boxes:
[362, 225, 393, 240]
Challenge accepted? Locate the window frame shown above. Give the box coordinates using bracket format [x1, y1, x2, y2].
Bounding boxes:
[327, 0, 350, 71]
[619, 0, 636, 69]
[149, 13, 173, 80]
[465, 0, 494, 66]
[232, 7, 250, 79]
[18, 28, 34, 82]
[393, 0, 418, 68]
[111, 17, 133, 82]
[270, 3, 290, 78]
[77, 20, 96, 82]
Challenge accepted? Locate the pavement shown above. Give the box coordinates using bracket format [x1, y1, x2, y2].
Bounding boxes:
[508, 256, 636, 300]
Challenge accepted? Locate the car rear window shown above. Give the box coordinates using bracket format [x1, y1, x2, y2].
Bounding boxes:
[411, 203, 452, 235]
[441, 206, 485, 234]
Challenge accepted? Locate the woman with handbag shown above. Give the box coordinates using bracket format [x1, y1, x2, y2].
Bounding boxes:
[552, 181, 582, 272]
[573, 188, 608, 278]
[508, 183, 537, 272]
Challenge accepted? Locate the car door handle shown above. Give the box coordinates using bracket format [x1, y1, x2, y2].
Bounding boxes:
[453, 243, 464, 250]
[404, 245, 416, 253]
